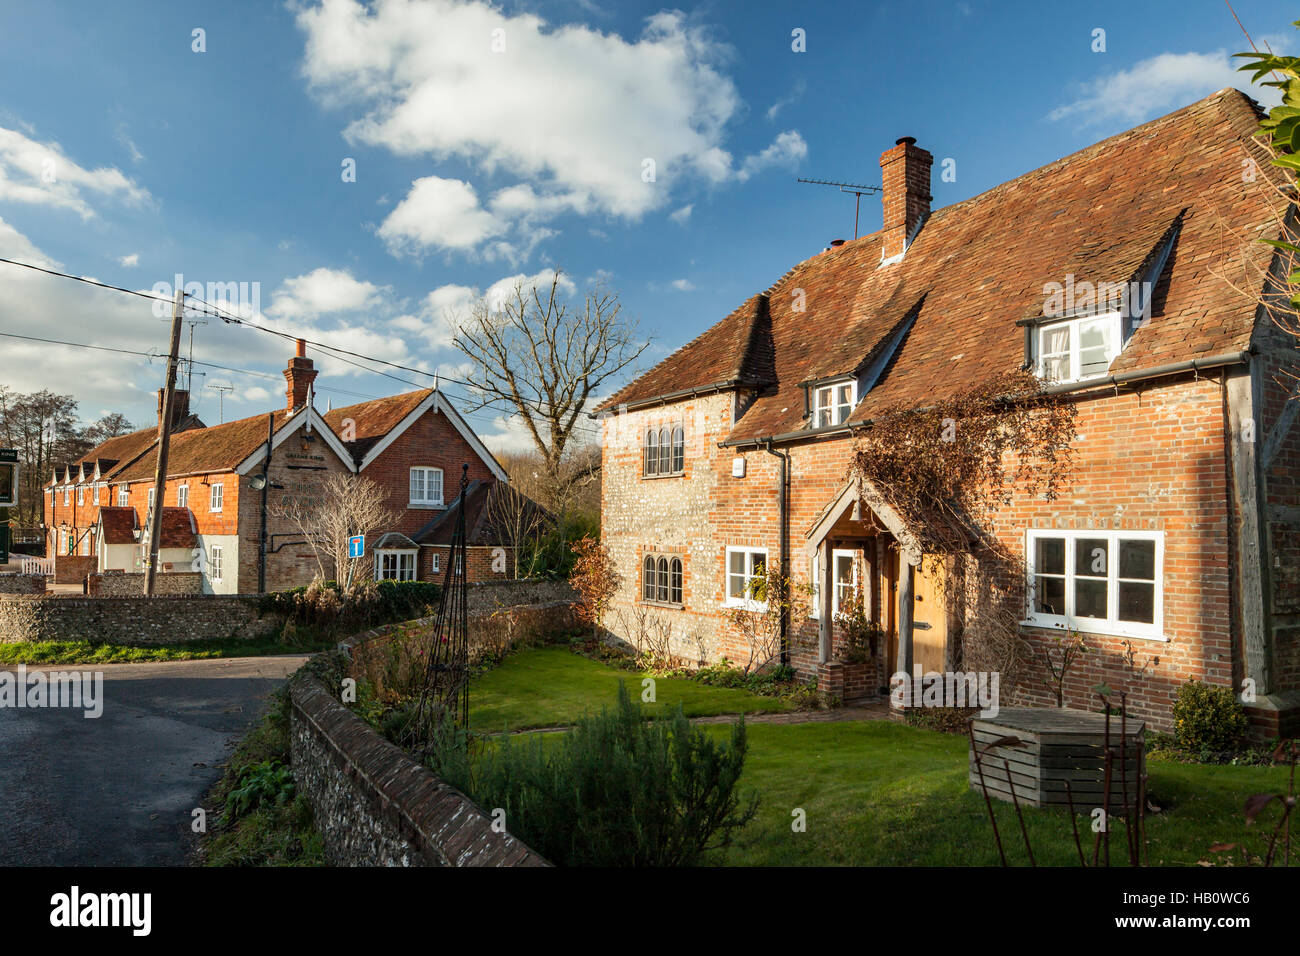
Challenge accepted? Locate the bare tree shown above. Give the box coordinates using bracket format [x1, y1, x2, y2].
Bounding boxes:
[484, 479, 546, 579]
[269, 473, 398, 588]
[451, 270, 648, 512]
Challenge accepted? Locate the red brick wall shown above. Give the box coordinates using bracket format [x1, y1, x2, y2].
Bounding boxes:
[361, 405, 497, 539]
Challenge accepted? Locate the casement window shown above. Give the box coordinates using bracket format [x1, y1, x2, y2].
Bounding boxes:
[812, 380, 856, 429]
[147, 488, 155, 509]
[725, 546, 769, 610]
[375, 550, 416, 581]
[177, 485, 189, 508]
[643, 425, 685, 477]
[641, 553, 684, 607]
[429, 552, 441, 574]
[77, 485, 84, 506]
[63, 487, 69, 506]
[117, 485, 128, 507]
[409, 466, 444, 506]
[1035, 312, 1121, 384]
[209, 545, 223, 582]
[210, 483, 224, 512]
[1024, 529, 1163, 639]
[811, 549, 859, 618]
[92, 483, 100, 506]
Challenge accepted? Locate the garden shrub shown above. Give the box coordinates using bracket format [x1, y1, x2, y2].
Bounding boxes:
[428, 683, 758, 866]
[1171, 680, 1250, 757]
[260, 578, 443, 638]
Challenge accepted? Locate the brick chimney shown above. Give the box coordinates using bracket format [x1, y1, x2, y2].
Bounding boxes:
[155, 388, 190, 429]
[283, 339, 318, 412]
[879, 136, 933, 262]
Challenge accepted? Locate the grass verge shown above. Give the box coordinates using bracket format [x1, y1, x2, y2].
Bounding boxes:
[0, 635, 335, 665]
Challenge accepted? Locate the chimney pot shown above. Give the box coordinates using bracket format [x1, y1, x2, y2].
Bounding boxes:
[284, 345, 318, 412]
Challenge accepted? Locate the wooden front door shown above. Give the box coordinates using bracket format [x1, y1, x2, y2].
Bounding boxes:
[911, 560, 948, 674]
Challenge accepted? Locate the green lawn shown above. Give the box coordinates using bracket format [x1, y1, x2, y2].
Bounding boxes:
[0, 636, 333, 665]
[702, 720, 1294, 866]
[464, 650, 1293, 866]
[469, 645, 795, 732]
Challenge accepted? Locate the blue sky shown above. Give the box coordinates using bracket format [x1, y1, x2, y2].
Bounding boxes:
[0, 0, 1287, 450]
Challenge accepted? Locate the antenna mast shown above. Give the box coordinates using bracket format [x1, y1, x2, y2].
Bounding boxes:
[797, 177, 881, 240]
[206, 382, 234, 423]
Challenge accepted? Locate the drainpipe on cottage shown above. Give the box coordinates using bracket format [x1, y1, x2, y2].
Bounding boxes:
[762, 440, 790, 667]
[258, 413, 272, 593]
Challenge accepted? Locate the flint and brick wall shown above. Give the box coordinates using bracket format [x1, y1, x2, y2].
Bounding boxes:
[0, 574, 45, 595]
[290, 673, 547, 866]
[0, 594, 282, 645]
[600, 370, 1295, 731]
[87, 571, 203, 597]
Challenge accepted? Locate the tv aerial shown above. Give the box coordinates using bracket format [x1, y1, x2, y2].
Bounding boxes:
[797, 177, 881, 240]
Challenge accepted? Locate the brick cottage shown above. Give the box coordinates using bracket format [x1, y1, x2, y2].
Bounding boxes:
[43, 342, 515, 593]
[597, 89, 1300, 735]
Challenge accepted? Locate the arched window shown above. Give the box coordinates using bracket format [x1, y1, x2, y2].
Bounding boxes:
[643, 556, 656, 600]
[671, 426, 685, 473]
[669, 557, 683, 605]
[656, 556, 669, 603]
[657, 427, 672, 474]
[644, 430, 658, 476]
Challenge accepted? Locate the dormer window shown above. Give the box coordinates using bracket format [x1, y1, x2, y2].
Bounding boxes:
[1035, 312, 1121, 384]
[812, 380, 856, 428]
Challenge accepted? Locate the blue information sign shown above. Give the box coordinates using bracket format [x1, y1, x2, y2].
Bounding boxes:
[347, 535, 364, 558]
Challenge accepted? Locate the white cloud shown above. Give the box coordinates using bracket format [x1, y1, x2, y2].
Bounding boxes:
[669, 203, 692, 225]
[118, 253, 139, 267]
[1048, 48, 1285, 126]
[377, 175, 506, 256]
[295, 0, 763, 254]
[669, 278, 694, 292]
[765, 79, 806, 122]
[268, 267, 385, 318]
[403, 268, 577, 351]
[737, 130, 808, 182]
[0, 125, 150, 220]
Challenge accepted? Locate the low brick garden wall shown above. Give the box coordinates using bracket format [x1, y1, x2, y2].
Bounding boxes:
[0, 594, 283, 645]
[53, 555, 96, 585]
[289, 673, 548, 866]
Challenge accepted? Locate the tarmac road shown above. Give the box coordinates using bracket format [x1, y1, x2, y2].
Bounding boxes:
[0, 655, 308, 866]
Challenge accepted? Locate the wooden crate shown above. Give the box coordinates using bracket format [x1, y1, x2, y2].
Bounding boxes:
[968, 708, 1144, 810]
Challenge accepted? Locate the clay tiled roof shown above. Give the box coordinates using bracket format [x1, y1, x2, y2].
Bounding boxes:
[96, 506, 139, 545]
[324, 389, 433, 461]
[111, 411, 292, 482]
[601, 89, 1285, 443]
[49, 418, 203, 488]
[145, 507, 197, 549]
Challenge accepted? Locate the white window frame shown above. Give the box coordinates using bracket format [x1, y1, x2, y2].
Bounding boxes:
[811, 379, 857, 429]
[1023, 528, 1165, 640]
[77, 485, 84, 506]
[1036, 311, 1122, 385]
[92, 482, 100, 506]
[177, 485, 189, 509]
[210, 482, 223, 512]
[375, 549, 417, 581]
[209, 545, 223, 582]
[117, 485, 128, 507]
[63, 487, 69, 506]
[724, 546, 769, 611]
[429, 552, 441, 574]
[811, 548, 860, 619]
[409, 466, 444, 507]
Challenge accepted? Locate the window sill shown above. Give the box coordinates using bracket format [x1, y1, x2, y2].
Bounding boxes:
[640, 472, 685, 480]
[407, 502, 445, 509]
[1020, 618, 1167, 642]
[725, 599, 769, 614]
[639, 599, 684, 610]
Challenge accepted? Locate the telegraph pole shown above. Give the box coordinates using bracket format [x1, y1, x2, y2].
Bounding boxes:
[144, 289, 184, 596]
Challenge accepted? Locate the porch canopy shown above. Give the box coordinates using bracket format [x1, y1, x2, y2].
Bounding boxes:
[804, 477, 926, 671]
